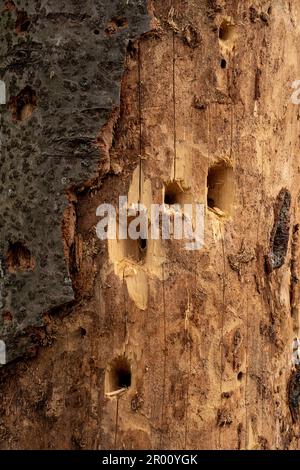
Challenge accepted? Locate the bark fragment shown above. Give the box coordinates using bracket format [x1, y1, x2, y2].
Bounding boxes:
[265, 189, 291, 274]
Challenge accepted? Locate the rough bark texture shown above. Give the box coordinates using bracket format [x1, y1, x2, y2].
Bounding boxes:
[0, 0, 150, 361]
[1, 0, 300, 450]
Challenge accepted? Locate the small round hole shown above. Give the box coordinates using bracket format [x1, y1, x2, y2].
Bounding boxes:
[220, 59, 227, 69]
[94, 29, 100, 35]
[237, 371, 243, 381]
[139, 238, 147, 251]
[79, 327, 86, 337]
[116, 17, 127, 28]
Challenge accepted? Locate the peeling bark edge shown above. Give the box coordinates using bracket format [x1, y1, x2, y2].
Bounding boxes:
[0, 1, 152, 363]
[265, 188, 291, 274]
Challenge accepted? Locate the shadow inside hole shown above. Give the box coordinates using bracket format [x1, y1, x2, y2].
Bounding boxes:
[15, 11, 30, 33]
[139, 238, 147, 251]
[164, 181, 185, 206]
[237, 371, 243, 381]
[105, 16, 128, 35]
[6, 241, 35, 272]
[9, 85, 37, 122]
[164, 192, 177, 205]
[219, 20, 236, 42]
[220, 58, 227, 69]
[207, 164, 234, 215]
[105, 357, 132, 394]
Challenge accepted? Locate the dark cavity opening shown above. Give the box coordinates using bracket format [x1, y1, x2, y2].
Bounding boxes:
[237, 372, 244, 381]
[123, 216, 147, 263]
[105, 17, 128, 35]
[139, 238, 147, 251]
[207, 164, 234, 215]
[79, 327, 86, 337]
[221, 59, 227, 69]
[164, 181, 184, 206]
[6, 241, 35, 273]
[9, 85, 37, 122]
[106, 356, 132, 394]
[15, 11, 30, 33]
[219, 20, 236, 42]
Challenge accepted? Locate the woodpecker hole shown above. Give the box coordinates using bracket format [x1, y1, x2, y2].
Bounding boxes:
[15, 10, 30, 33]
[164, 181, 186, 206]
[105, 17, 128, 35]
[237, 372, 244, 381]
[221, 59, 227, 69]
[105, 356, 132, 395]
[6, 241, 35, 273]
[9, 86, 37, 122]
[219, 20, 236, 42]
[207, 164, 234, 216]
